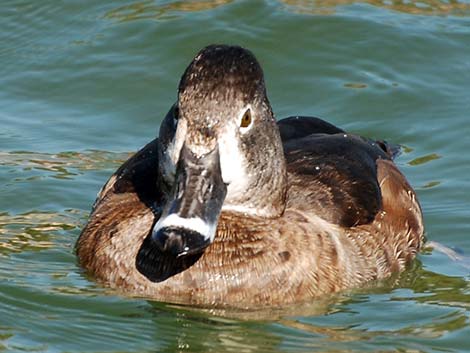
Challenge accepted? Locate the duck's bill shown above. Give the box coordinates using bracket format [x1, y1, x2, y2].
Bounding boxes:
[136, 144, 227, 282]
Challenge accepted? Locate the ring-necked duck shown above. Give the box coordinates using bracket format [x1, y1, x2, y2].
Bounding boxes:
[76, 45, 424, 308]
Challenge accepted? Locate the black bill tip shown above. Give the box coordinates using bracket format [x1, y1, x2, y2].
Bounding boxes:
[152, 226, 210, 257]
[135, 227, 209, 283]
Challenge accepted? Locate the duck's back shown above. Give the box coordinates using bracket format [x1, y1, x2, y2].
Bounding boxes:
[279, 116, 389, 228]
[279, 116, 424, 271]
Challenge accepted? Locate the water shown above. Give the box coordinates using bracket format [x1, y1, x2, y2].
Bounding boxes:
[1, 0, 470, 352]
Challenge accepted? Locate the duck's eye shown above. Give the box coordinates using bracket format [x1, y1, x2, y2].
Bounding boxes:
[240, 109, 252, 128]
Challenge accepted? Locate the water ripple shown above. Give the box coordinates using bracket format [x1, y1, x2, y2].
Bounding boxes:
[0, 209, 83, 256]
[0, 150, 130, 180]
[104, 0, 233, 22]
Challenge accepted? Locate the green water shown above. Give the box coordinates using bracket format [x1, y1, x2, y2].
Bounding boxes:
[1, 0, 470, 352]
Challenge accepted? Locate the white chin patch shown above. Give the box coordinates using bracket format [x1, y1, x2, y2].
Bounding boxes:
[153, 213, 216, 242]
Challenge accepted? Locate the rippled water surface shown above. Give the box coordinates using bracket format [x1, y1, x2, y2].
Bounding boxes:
[1, 1, 470, 352]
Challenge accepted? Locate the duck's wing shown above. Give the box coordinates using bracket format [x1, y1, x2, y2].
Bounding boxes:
[76, 139, 161, 272]
[92, 138, 162, 212]
[280, 116, 394, 228]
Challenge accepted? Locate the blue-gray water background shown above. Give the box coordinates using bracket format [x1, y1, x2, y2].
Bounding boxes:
[1, 1, 470, 352]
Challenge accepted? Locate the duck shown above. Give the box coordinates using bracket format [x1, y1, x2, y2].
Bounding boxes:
[76, 44, 424, 309]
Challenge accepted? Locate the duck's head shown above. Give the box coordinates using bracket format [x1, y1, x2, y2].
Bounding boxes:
[137, 45, 287, 281]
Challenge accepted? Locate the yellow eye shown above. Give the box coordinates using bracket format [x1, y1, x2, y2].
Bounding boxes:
[240, 109, 252, 128]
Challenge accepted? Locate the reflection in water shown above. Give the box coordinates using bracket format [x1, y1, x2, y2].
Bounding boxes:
[140, 262, 470, 353]
[421, 180, 441, 189]
[0, 150, 131, 180]
[0, 209, 84, 256]
[148, 305, 280, 353]
[404, 267, 470, 309]
[135, 261, 469, 353]
[408, 153, 441, 166]
[282, 0, 470, 16]
[344, 82, 368, 89]
[165, 294, 346, 321]
[105, 0, 233, 22]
